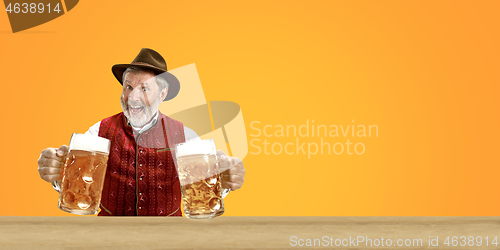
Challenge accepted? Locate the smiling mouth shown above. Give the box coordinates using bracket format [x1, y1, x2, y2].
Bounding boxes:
[129, 105, 144, 114]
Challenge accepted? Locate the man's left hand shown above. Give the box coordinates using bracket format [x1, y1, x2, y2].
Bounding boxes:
[217, 150, 245, 191]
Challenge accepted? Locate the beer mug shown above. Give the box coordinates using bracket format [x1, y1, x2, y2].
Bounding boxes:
[175, 139, 230, 219]
[56, 133, 110, 215]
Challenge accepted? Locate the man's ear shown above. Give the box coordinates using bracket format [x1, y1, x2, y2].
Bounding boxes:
[160, 87, 168, 101]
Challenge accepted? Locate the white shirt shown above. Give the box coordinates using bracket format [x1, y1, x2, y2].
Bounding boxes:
[85, 112, 200, 141]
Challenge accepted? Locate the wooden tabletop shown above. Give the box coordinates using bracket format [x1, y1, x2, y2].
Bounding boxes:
[0, 216, 498, 249]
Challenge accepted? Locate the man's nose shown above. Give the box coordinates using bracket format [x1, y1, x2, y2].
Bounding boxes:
[129, 88, 143, 102]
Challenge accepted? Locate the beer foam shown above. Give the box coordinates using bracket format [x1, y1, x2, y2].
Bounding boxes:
[175, 139, 216, 158]
[69, 133, 110, 154]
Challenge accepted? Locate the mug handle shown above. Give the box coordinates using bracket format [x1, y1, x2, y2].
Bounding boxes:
[51, 180, 62, 193]
[222, 187, 231, 199]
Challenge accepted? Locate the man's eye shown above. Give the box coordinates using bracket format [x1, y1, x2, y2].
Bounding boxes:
[126, 86, 132, 90]
[142, 88, 147, 92]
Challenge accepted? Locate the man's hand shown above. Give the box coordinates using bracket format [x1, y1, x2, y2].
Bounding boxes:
[37, 145, 69, 183]
[217, 150, 245, 191]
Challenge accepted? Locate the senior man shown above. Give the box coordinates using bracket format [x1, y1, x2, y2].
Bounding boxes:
[37, 48, 245, 216]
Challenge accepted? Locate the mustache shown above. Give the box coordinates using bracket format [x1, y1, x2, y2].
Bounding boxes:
[127, 101, 145, 107]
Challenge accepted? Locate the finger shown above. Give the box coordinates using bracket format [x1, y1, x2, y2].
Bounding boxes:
[42, 174, 62, 183]
[41, 148, 59, 160]
[222, 180, 243, 191]
[38, 166, 63, 175]
[233, 157, 244, 169]
[221, 180, 231, 190]
[216, 150, 227, 158]
[40, 148, 65, 162]
[57, 145, 69, 157]
[39, 157, 65, 169]
[225, 157, 245, 176]
[218, 155, 232, 172]
[228, 182, 242, 191]
[227, 163, 245, 175]
[223, 173, 244, 183]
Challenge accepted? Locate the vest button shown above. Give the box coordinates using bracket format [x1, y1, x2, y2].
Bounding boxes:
[139, 207, 142, 210]
[139, 193, 142, 195]
[139, 164, 142, 167]
[139, 177, 143, 181]
[140, 150, 143, 153]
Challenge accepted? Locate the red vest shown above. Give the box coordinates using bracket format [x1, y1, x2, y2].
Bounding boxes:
[97, 112, 185, 216]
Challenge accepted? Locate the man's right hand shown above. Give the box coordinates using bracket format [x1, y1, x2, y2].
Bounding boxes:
[37, 145, 69, 183]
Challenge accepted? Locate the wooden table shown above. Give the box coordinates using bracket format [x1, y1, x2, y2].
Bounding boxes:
[0, 216, 498, 249]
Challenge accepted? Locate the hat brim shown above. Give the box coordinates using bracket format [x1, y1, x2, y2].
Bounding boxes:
[112, 64, 180, 101]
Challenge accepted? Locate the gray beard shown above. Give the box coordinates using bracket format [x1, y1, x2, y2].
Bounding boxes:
[121, 96, 162, 127]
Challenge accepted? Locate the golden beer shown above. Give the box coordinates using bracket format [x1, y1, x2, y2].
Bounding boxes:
[177, 154, 224, 218]
[58, 134, 110, 215]
[175, 139, 227, 219]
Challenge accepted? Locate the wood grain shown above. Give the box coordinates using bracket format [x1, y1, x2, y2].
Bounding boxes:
[0, 216, 498, 249]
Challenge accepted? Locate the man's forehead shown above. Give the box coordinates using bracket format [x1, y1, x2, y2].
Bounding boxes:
[123, 71, 156, 85]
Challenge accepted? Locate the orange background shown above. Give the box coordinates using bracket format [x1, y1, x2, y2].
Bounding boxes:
[0, 0, 499, 216]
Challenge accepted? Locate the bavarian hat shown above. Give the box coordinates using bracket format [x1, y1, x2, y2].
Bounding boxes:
[112, 48, 180, 101]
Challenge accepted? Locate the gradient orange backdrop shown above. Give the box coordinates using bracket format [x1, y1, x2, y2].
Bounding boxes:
[0, 0, 499, 216]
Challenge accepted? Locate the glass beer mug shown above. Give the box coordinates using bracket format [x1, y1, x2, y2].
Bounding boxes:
[175, 139, 230, 219]
[55, 133, 110, 215]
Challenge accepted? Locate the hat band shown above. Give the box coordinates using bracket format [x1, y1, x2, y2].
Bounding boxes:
[131, 62, 157, 68]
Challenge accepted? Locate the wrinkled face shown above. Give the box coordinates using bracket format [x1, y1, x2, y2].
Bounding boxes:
[120, 70, 168, 127]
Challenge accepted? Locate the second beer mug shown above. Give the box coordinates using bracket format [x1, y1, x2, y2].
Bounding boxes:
[175, 139, 230, 219]
[57, 133, 110, 215]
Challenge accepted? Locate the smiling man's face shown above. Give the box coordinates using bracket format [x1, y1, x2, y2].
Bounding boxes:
[120, 70, 168, 127]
